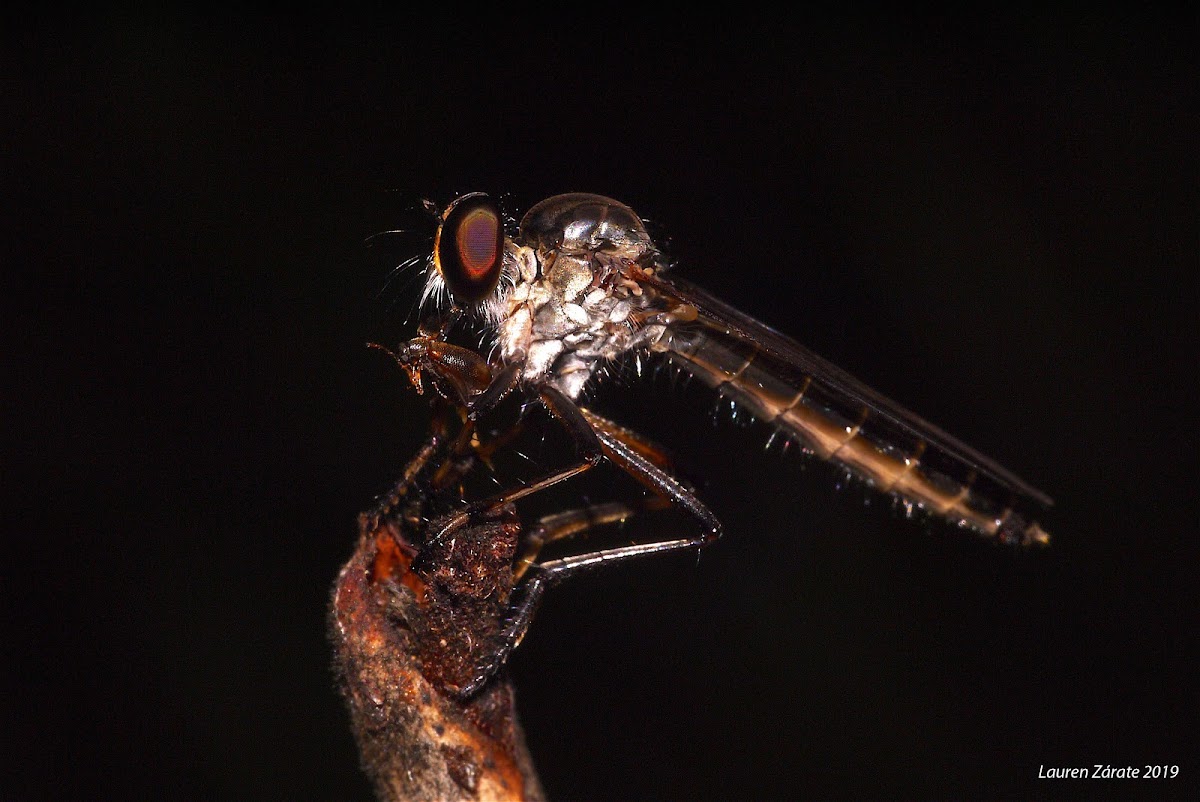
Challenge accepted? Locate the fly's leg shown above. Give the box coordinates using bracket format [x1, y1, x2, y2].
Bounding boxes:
[410, 458, 598, 575]
[512, 497, 672, 581]
[456, 516, 717, 699]
[410, 381, 611, 571]
[361, 395, 485, 534]
[540, 386, 722, 540]
[429, 408, 485, 491]
[360, 432, 443, 534]
[467, 363, 521, 419]
[451, 390, 724, 698]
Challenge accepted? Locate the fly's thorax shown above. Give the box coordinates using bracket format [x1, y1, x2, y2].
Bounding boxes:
[519, 193, 654, 262]
[496, 242, 669, 397]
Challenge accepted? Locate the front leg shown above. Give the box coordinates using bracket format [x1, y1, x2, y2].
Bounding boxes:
[451, 392, 725, 699]
[541, 387, 722, 540]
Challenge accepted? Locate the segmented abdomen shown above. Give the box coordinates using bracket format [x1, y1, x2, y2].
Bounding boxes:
[661, 327, 1049, 546]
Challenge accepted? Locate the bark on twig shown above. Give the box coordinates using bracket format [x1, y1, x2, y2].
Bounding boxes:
[331, 514, 545, 802]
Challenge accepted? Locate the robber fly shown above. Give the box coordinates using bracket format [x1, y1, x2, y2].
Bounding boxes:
[375, 192, 1052, 697]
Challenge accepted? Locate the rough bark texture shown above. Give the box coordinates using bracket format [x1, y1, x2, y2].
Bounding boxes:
[331, 513, 545, 802]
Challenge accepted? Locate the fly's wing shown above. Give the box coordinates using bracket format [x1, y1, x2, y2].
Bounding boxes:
[643, 272, 1053, 511]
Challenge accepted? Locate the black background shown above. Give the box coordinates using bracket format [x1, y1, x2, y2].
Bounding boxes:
[6, 14, 1196, 801]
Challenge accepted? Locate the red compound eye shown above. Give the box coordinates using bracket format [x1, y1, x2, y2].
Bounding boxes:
[434, 193, 504, 304]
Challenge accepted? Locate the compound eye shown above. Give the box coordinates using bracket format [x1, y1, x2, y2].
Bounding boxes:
[434, 193, 504, 304]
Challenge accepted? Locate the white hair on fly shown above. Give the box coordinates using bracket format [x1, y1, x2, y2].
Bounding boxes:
[517, 398, 538, 419]
[657, 357, 685, 391]
[376, 252, 426, 301]
[418, 247, 518, 330]
[477, 273, 512, 327]
[511, 448, 539, 467]
[419, 262, 449, 312]
[395, 253, 434, 326]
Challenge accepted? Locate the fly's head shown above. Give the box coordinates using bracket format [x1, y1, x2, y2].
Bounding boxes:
[418, 192, 679, 397]
[422, 192, 660, 312]
[420, 192, 518, 331]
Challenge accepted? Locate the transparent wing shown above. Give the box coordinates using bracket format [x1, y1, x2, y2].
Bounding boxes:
[645, 272, 1053, 509]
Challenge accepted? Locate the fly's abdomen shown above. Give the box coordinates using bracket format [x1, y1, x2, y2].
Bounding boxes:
[663, 326, 1050, 546]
